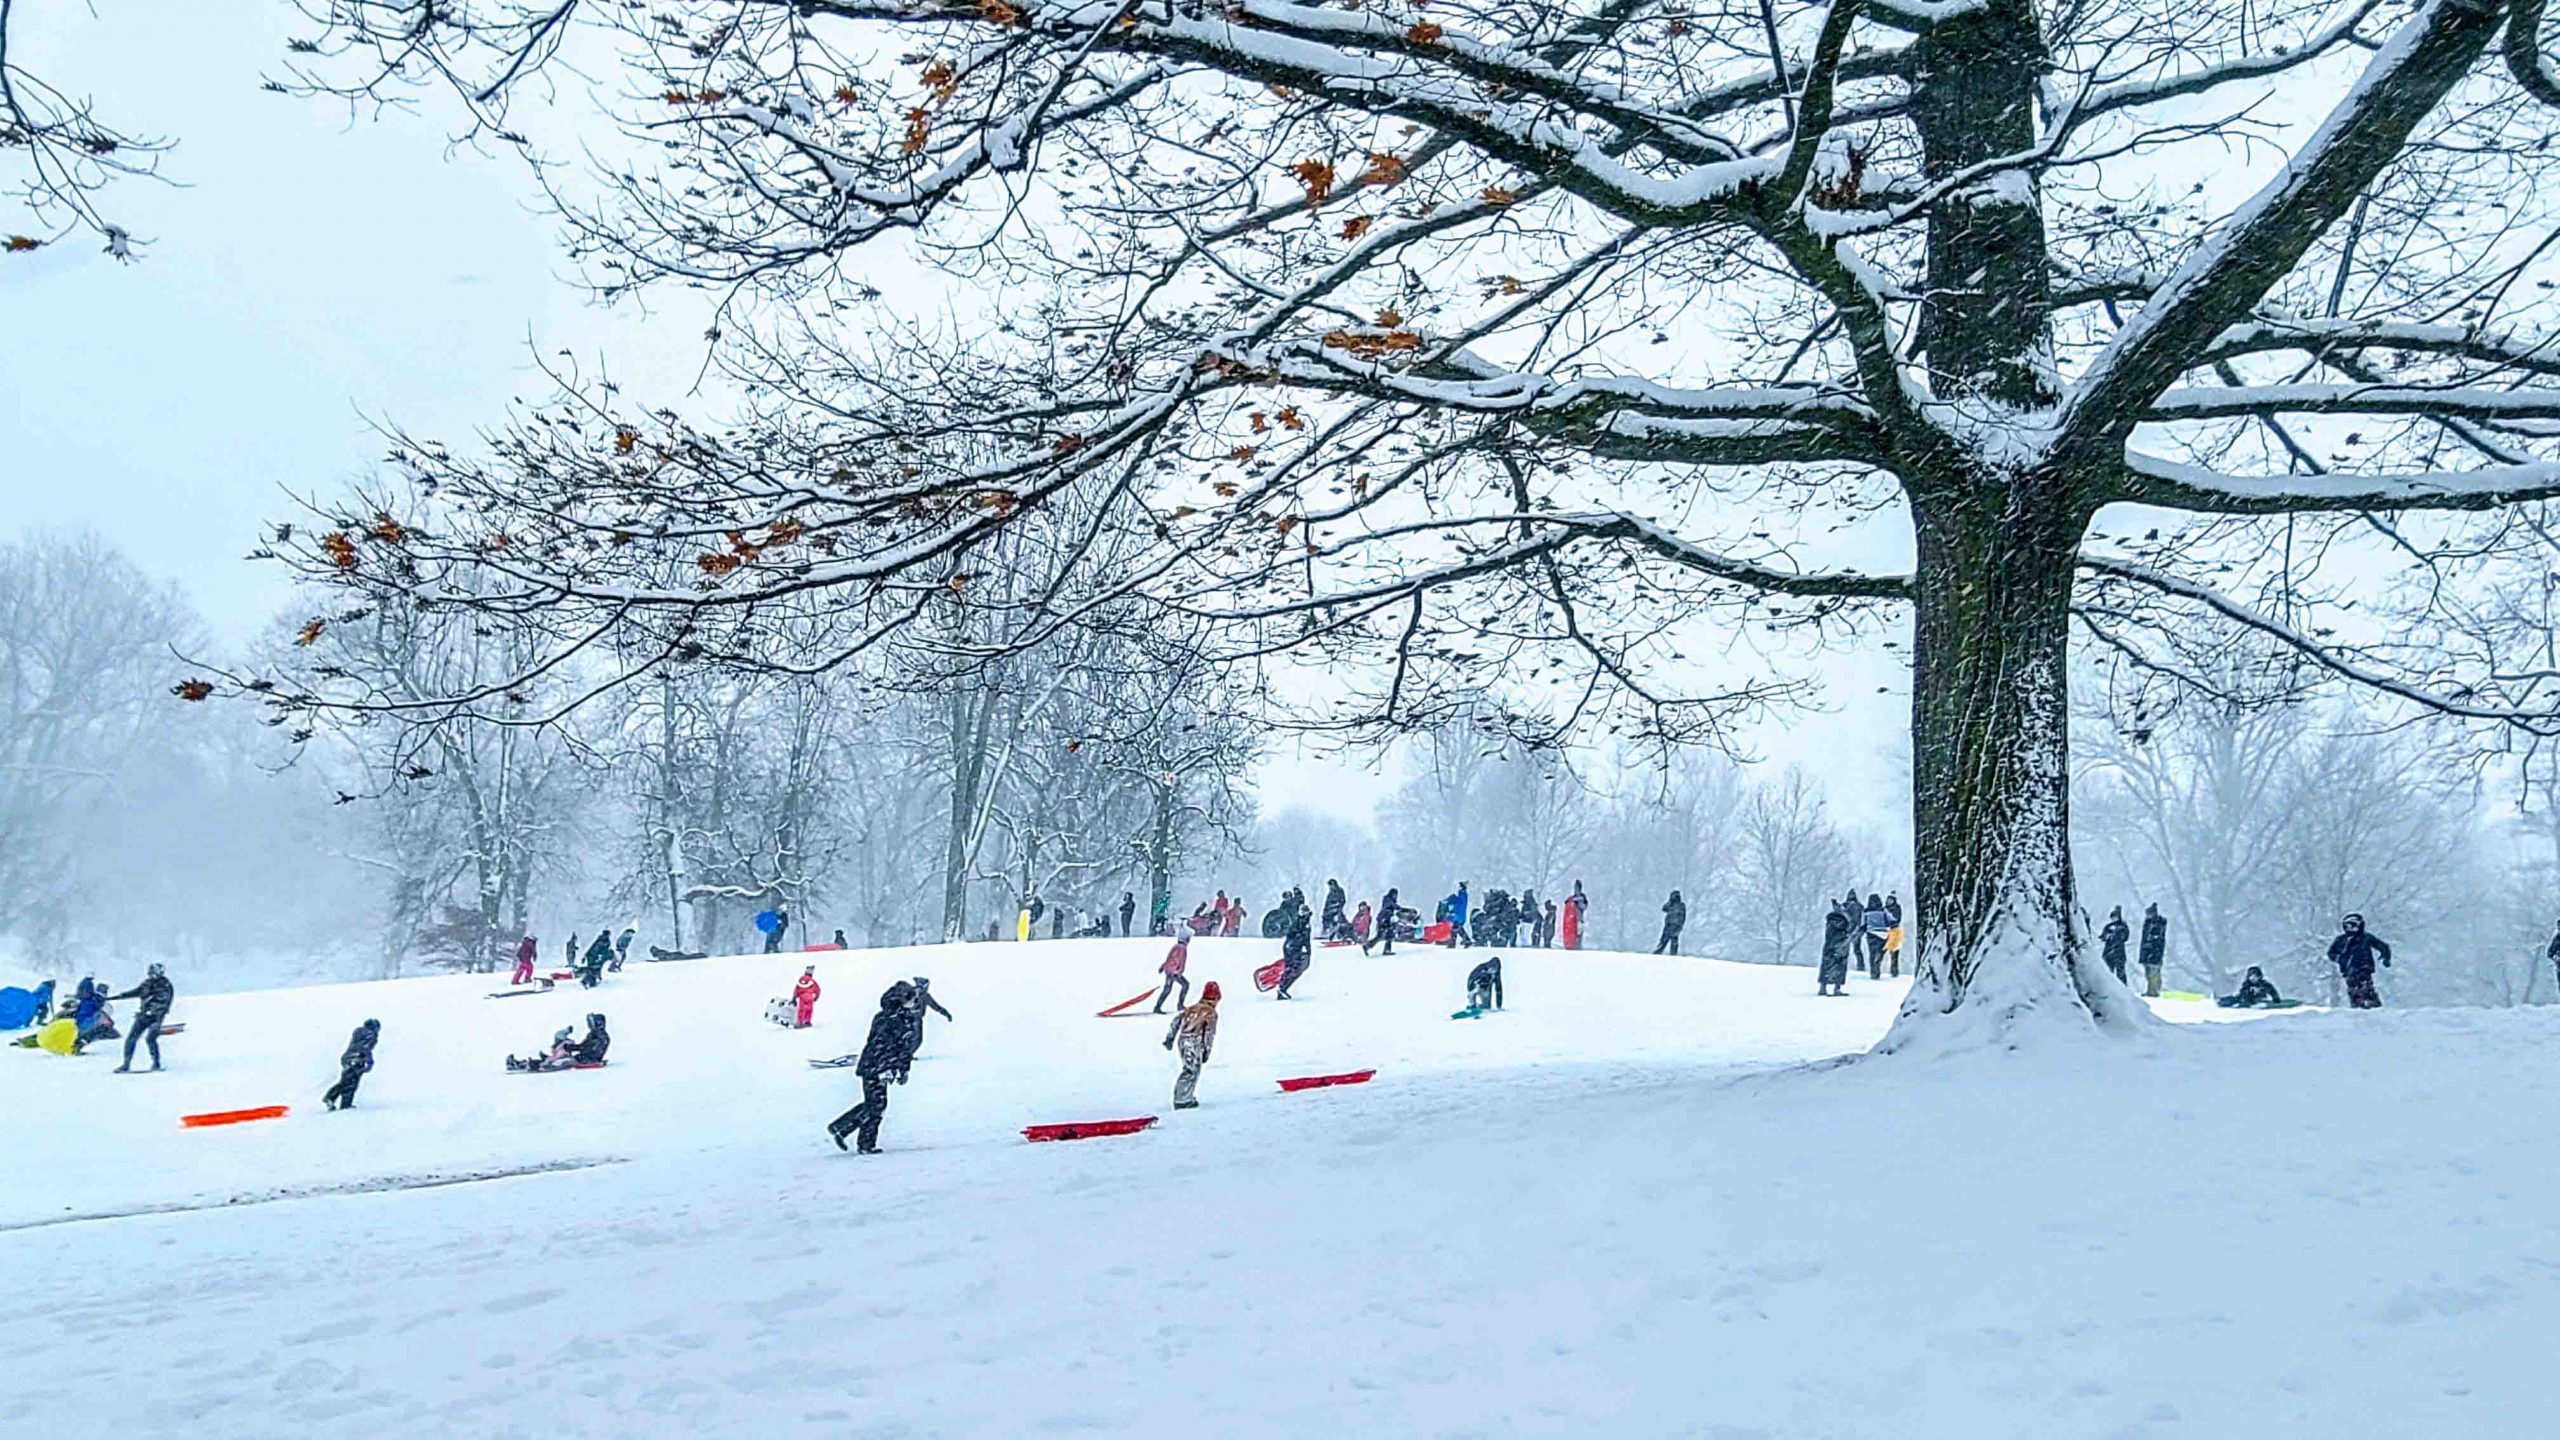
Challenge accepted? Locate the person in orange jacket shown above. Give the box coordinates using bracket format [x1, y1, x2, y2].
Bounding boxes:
[792, 966, 822, 1028]
[1152, 931, 1193, 1014]
[1163, 981, 1221, 1110]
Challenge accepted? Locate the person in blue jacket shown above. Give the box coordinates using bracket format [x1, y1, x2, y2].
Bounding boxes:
[1445, 882, 1472, 947]
[71, 977, 111, 1041]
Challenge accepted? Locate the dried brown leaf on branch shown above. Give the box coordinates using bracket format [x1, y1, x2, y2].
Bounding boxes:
[1229, 444, 1260, 461]
[1360, 152, 1407, 186]
[4, 236, 41, 253]
[767, 517, 806, 546]
[1276, 406, 1305, 430]
[171, 679, 214, 702]
[697, 552, 741, 577]
[978, 0, 1023, 24]
[320, 532, 359, 570]
[1405, 21, 1444, 44]
[1341, 215, 1373, 240]
[902, 109, 932, 155]
[614, 427, 639, 453]
[367, 513, 408, 543]
[1324, 329, 1424, 360]
[295, 618, 327, 647]
[1481, 186, 1518, 206]
[1289, 159, 1337, 204]
[920, 60, 958, 100]
[1052, 433, 1087, 456]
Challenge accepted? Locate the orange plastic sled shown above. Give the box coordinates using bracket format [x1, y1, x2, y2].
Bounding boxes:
[1096, 987, 1157, 1017]
[1276, 1069, 1375, 1093]
[181, 1105, 289, 1129]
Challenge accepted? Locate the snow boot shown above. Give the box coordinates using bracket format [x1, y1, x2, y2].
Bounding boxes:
[1174, 1100, 1199, 1111]
[829, 1124, 850, 1152]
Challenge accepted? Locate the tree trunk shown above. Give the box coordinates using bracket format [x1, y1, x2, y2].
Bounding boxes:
[1885, 479, 2144, 1050]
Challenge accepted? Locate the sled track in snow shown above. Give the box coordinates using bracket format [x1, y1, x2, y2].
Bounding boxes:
[0, 1156, 626, 1233]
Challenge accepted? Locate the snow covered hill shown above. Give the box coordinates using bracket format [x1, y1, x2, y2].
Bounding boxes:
[5, 939, 2555, 1438]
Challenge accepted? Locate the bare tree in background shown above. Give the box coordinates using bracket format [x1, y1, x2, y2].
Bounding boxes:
[239, 0, 2560, 1045]
[0, 533, 195, 949]
[1729, 765, 1853, 967]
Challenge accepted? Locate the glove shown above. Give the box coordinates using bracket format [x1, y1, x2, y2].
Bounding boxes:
[1163, 1037, 1174, 1050]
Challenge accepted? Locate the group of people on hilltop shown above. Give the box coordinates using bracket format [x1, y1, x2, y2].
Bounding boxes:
[511, 923, 638, 990]
[8, 967, 180, 1069]
[1817, 891, 1904, 995]
[2097, 903, 2171, 997]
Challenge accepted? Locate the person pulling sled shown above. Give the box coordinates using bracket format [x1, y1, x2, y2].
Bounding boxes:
[1153, 932, 1193, 1014]
[109, 964, 174, 1073]
[322, 1019, 380, 1110]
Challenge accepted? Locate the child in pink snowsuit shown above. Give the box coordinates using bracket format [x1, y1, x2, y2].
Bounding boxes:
[793, 967, 822, 1028]
[513, 937, 537, 986]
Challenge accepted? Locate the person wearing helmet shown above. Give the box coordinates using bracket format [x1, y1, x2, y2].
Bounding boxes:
[2327, 914, 2392, 1008]
[323, 1019, 381, 1111]
[109, 963, 174, 1073]
[828, 982, 917, 1153]
[1163, 981, 1222, 1110]
[569, 1014, 610, 1064]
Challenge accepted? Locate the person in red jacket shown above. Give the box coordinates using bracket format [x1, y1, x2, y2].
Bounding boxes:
[1152, 932, 1193, 1014]
[793, 966, 822, 1029]
[1560, 882, 1587, 950]
[513, 936, 538, 986]
[1220, 897, 1243, 937]
[1208, 892, 1231, 934]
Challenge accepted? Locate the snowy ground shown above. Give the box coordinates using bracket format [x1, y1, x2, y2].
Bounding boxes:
[6, 939, 2554, 1438]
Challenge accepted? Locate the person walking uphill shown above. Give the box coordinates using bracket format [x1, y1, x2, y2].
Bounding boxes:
[828, 982, 916, 1154]
[322, 1019, 380, 1111]
[1277, 907, 1313, 999]
[1163, 982, 1222, 1110]
[513, 936, 538, 986]
[1152, 931, 1193, 1014]
[2099, 907, 2131, 984]
[2328, 914, 2393, 1009]
[2139, 904, 2168, 997]
[1367, 887, 1400, 955]
[580, 930, 615, 989]
[1654, 890, 1687, 956]
[110, 964, 174, 1073]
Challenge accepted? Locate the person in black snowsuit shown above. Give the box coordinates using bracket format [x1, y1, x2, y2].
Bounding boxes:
[579, 930, 615, 988]
[764, 908, 792, 954]
[322, 1019, 380, 1111]
[2138, 904, 2168, 997]
[110, 964, 174, 1073]
[2327, 914, 2392, 1009]
[1277, 908, 1313, 999]
[1818, 902, 1853, 995]
[2099, 907, 2131, 984]
[902, 976, 953, 1061]
[1465, 956, 1504, 1011]
[1120, 892, 1138, 938]
[1367, 887, 1400, 955]
[1321, 879, 1349, 940]
[2218, 966, 2285, 1008]
[1521, 889, 1543, 947]
[1654, 890, 1687, 955]
[828, 983, 915, 1154]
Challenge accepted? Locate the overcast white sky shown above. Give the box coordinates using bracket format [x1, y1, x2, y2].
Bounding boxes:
[0, 1, 1916, 844]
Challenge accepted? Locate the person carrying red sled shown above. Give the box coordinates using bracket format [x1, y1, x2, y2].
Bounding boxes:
[1152, 932, 1193, 1014]
[792, 966, 822, 1028]
[1163, 981, 1221, 1110]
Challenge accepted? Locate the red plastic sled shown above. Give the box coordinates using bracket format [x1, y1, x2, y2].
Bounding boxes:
[1276, 1069, 1375, 1093]
[181, 1105, 289, 1129]
[802, 942, 844, 952]
[1022, 1116, 1158, 1143]
[1096, 987, 1157, 1018]
[1422, 921, 1454, 944]
[1252, 957, 1287, 992]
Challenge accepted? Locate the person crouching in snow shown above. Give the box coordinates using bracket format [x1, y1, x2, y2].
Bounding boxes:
[1164, 981, 1221, 1110]
[829, 982, 916, 1153]
[1466, 956, 1504, 1012]
[322, 1019, 380, 1111]
[793, 966, 822, 1029]
[1153, 931, 1193, 1014]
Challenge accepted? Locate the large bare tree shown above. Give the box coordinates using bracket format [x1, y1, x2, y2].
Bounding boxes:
[247, 0, 2560, 1046]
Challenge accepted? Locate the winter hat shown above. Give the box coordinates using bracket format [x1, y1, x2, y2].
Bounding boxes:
[1201, 981, 1222, 1002]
